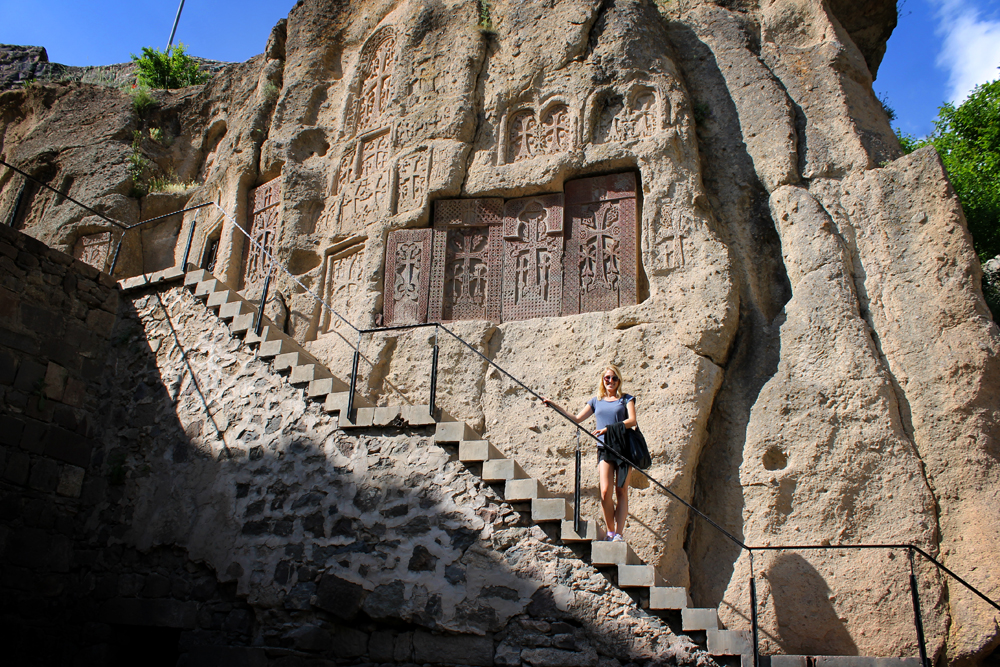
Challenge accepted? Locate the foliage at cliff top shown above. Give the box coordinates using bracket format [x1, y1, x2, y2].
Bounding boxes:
[900, 77, 1000, 262]
[130, 44, 209, 90]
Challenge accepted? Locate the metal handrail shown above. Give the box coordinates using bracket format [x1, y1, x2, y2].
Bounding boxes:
[107, 202, 215, 275]
[8, 171, 998, 666]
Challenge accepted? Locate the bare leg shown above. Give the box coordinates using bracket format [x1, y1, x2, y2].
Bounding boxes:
[598, 460, 617, 534]
[614, 469, 630, 536]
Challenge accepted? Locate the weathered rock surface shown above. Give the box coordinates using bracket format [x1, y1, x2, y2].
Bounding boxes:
[1, 0, 998, 663]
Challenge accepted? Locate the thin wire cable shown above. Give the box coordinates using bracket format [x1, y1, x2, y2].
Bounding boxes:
[0, 158, 128, 229]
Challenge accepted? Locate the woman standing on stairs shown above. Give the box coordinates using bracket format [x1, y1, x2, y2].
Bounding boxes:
[542, 364, 637, 542]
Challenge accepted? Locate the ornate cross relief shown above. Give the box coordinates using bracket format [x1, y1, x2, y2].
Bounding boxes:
[595, 89, 659, 144]
[243, 178, 281, 295]
[664, 210, 688, 271]
[319, 241, 366, 334]
[564, 174, 638, 315]
[506, 104, 575, 163]
[428, 199, 504, 323]
[351, 28, 397, 136]
[73, 232, 112, 272]
[502, 194, 565, 321]
[384, 229, 433, 326]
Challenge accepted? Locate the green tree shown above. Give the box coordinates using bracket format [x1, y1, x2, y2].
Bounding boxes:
[131, 43, 209, 89]
[899, 77, 1000, 262]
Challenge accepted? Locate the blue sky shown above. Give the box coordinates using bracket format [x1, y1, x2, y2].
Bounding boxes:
[2, 0, 999, 140]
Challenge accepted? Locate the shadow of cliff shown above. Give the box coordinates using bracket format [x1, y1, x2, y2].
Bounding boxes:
[663, 21, 792, 607]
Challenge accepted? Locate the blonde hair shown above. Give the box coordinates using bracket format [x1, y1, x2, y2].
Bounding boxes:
[598, 364, 624, 399]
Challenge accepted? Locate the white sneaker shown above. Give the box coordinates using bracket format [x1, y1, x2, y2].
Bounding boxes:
[612, 533, 624, 542]
[605, 531, 616, 541]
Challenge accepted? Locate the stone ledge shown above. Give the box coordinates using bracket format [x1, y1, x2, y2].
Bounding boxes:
[118, 264, 190, 293]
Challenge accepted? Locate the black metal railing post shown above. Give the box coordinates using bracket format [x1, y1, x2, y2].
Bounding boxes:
[108, 233, 126, 276]
[574, 429, 582, 536]
[347, 331, 362, 418]
[750, 550, 761, 667]
[429, 325, 439, 419]
[180, 215, 197, 270]
[909, 548, 931, 667]
[254, 266, 273, 337]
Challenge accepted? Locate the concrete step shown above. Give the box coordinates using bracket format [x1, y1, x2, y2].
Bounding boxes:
[340, 406, 376, 429]
[591, 541, 642, 566]
[230, 312, 256, 336]
[682, 607, 719, 631]
[649, 586, 688, 610]
[481, 458, 527, 482]
[245, 325, 284, 346]
[193, 278, 221, 299]
[771, 659, 923, 667]
[273, 352, 312, 371]
[184, 269, 211, 287]
[531, 497, 571, 522]
[307, 377, 352, 399]
[458, 440, 503, 463]
[618, 564, 664, 588]
[219, 299, 255, 321]
[434, 420, 478, 443]
[323, 392, 373, 415]
[262, 340, 309, 361]
[206, 289, 240, 309]
[290, 364, 332, 385]
[505, 478, 551, 501]
[707, 629, 750, 656]
[560, 519, 604, 542]
[400, 404, 436, 427]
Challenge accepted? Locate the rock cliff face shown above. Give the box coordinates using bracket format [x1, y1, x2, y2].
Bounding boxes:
[0, 0, 998, 664]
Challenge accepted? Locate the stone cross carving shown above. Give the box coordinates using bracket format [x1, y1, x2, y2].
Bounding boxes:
[395, 149, 432, 214]
[73, 231, 112, 272]
[243, 178, 281, 295]
[354, 28, 397, 136]
[384, 229, 433, 326]
[595, 90, 658, 143]
[320, 242, 365, 333]
[564, 173, 638, 315]
[428, 199, 504, 323]
[339, 131, 392, 224]
[502, 194, 565, 321]
[664, 210, 688, 271]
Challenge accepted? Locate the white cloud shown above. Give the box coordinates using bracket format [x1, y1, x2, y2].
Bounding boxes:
[931, 0, 1000, 103]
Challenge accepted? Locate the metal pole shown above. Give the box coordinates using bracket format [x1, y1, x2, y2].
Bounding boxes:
[749, 551, 761, 667]
[166, 0, 187, 50]
[108, 233, 126, 276]
[347, 330, 361, 419]
[7, 178, 25, 227]
[909, 548, 931, 667]
[574, 429, 582, 537]
[429, 325, 439, 419]
[180, 215, 197, 271]
[254, 268, 273, 337]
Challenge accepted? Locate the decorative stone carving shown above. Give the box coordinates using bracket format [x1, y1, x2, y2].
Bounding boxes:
[338, 130, 392, 225]
[352, 28, 397, 136]
[243, 178, 281, 293]
[501, 194, 565, 321]
[320, 241, 366, 333]
[395, 148, 432, 214]
[594, 89, 658, 144]
[508, 110, 538, 163]
[383, 229, 433, 326]
[563, 173, 638, 315]
[428, 199, 504, 323]
[664, 210, 688, 271]
[72, 231, 111, 272]
[541, 104, 573, 153]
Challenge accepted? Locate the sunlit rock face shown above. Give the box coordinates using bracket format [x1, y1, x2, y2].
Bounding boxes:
[1, 0, 997, 663]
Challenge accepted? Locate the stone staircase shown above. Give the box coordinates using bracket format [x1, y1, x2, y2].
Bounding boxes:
[173, 268, 922, 667]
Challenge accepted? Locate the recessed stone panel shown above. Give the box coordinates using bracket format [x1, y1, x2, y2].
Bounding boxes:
[384, 228, 433, 326]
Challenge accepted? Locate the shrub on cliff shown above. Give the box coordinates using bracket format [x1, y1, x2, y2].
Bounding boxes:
[130, 44, 209, 89]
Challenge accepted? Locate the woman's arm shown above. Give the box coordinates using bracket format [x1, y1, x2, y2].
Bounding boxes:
[622, 398, 637, 429]
[541, 397, 593, 424]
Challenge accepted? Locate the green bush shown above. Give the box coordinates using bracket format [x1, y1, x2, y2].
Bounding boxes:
[131, 43, 209, 90]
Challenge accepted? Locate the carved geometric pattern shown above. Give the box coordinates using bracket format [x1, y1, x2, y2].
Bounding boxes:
[395, 148, 432, 214]
[73, 232, 112, 272]
[339, 130, 392, 224]
[563, 173, 638, 315]
[595, 90, 658, 144]
[428, 199, 504, 323]
[501, 194, 565, 322]
[384, 229, 433, 326]
[243, 178, 281, 293]
[321, 241, 366, 333]
[508, 110, 538, 163]
[541, 104, 573, 153]
[353, 28, 397, 136]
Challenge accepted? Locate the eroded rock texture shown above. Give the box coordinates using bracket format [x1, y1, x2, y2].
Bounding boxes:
[0, 0, 998, 663]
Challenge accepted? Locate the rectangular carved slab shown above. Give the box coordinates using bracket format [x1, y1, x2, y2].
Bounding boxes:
[429, 199, 504, 323]
[563, 173, 638, 316]
[243, 178, 282, 294]
[384, 228, 434, 326]
[501, 194, 565, 322]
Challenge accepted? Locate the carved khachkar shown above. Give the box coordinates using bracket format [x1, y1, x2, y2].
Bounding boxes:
[320, 241, 366, 333]
[395, 148, 432, 214]
[338, 131, 392, 225]
[507, 104, 575, 163]
[73, 231, 112, 272]
[501, 194, 565, 321]
[352, 27, 397, 136]
[595, 89, 658, 144]
[384, 229, 434, 326]
[563, 173, 638, 315]
[428, 199, 504, 323]
[243, 178, 281, 293]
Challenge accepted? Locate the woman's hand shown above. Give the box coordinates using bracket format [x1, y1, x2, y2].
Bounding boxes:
[593, 427, 607, 436]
